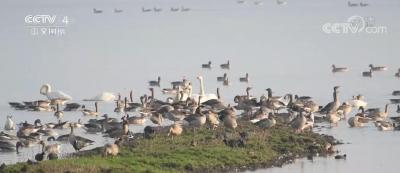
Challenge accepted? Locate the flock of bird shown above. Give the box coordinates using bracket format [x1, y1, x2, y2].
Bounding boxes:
[1, 61, 400, 165]
[332, 64, 400, 78]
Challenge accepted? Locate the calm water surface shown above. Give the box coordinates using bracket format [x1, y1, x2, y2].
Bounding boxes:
[0, 0, 399, 172]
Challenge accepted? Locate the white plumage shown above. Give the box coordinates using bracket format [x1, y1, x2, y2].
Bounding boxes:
[4, 115, 15, 130]
[40, 84, 72, 101]
[83, 92, 116, 102]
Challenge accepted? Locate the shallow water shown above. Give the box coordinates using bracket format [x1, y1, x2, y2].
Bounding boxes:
[0, 0, 400, 172]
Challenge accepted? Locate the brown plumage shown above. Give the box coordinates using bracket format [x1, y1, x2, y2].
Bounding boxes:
[103, 138, 123, 157]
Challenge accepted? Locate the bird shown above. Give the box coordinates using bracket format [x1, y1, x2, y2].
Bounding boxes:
[397, 105, 400, 114]
[223, 77, 230, 86]
[369, 64, 387, 71]
[54, 104, 64, 120]
[181, 6, 190, 12]
[83, 92, 116, 102]
[82, 102, 99, 116]
[150, 112, 163, 126]
[395, 68, 400, 77]
[142, 7, 152, 12]
[38, 140, 61, 154]
[153, 7, 162, 12]
[334, 154, 347, 159]
[35, 152, 45, 161]
[351, 95, 368, 109]
[239, 73, 249, 82]
[277, 0, 287, 5]
[68, 124, 95, 151]
[149, 76, 161, 87]
[170, 7, 180, 12]
[114, 8, 123, 13]
[217, 73, 227, 82]
[220, 60, 230, 69]
[202, 61, 212, 69]
[4, 115, 15, 130]
[103, 138, 123, 157]
[93, 8, 103, 14]
[370, 104, 389, 121]
[290, 112, 307, 133]
[168, 123, 183, 139]
[332, 64, 349, 73]
[319, 86, 340, 115]
[338, 102, 352, 118]
[362, 69, 372, 77]
[191, 76, 218, 103]
[40, 84, 72, 105]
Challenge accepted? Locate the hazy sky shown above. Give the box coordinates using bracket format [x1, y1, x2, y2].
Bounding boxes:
[0, 0, 399, 105]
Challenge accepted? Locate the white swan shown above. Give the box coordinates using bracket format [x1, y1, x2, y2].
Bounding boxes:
[4, 115, 15, 130]
[40, 84, 72, 105]
[83, 92, 116, 102]
[192, 76, 218, 103]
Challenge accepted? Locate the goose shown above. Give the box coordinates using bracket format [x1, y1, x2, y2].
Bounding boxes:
[202, 61, 212, 69]
[389, 99, 400, 104]
[153, 7, 162, 12]
[0, 131, 18, 141]
[338, 102, 352, 118]
[362, 69, 373, 77]
[170, 7, 180, 12]
[375, 121, 394, 131]
[254, 0, 263, 5]
[393, 91, 400, 96]
[70, 119, 84, 129]
[54, 104, 64, 120]
[217, 73, 227, 82]
[162, 88, 179, 95]
[335, 154, 347, 159]
[103, 138, 123, 157]
[114, 100, 124, 113]
[40, 84, 72, 105]
[82, 102, 99, 116]
[104, 120, 129, 139]
[220, 60, 230, 69]
[181, 6, 190, 12]
[142, 7, 152, 12]
[239, 73, 249, 83]
[35, 152, 45, 161]
[8, 102, 26, 110]
[223, 77, 230, 86]
[275, 110, 296, 124]
[68, 124, 95, 151]
[150, 112, 163, 126]
[277, 0, 287, 5]
[205, 110, 220, 130]
[63, 103, 82, 111]
[219, 105, 238, 131]
[184, 107, 207, 129]
[395, 68, 400, 77]
[0, 140, 16, 152]
[192, 76, 218, 103]
[327, 111, 341, 125]
[168, 123, 183, 139]
[4, 115, 15, 130]
[82, 123, 103, 133]
[348, 108, 368, 127]
[250, 108, 269, 123]
[348, 1, 358, 7]
[17, 121, 41, 137]
[165, 109, 187, 122]
[290, 112, 307, 133]
[351, 95, 368, 109]
[202, 88, 226, 111]
[37, 127, 58, 136]
[397, 105, 400, 114]
[114, 8, 123, 13]
[48, 152, 58, 160]
[126, 114, 146, 125]
[237, 0, 246, 4]
[253, 113, 276, 129]
[332, 64, 349, 73]
[39, 140, 60, 154]
[371, 104, 389, 121]
[93, 8, 103, 14]
[53, 120, 69, 129]
[319, 86, 340, 115]
[360, 2, 368, 7]
[369, 64, 387, 71]
[149, 76, 161, 87]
